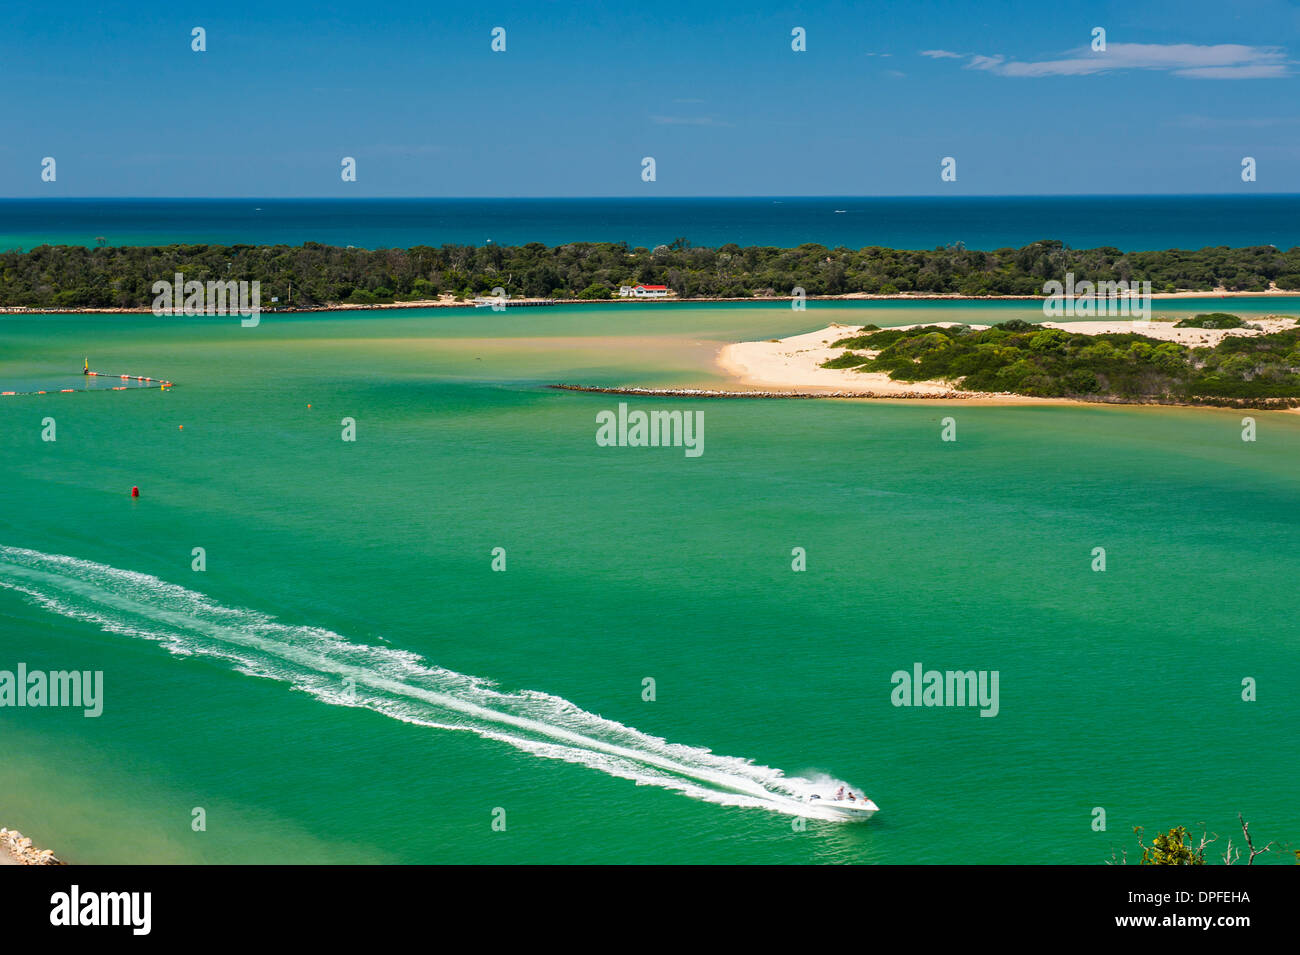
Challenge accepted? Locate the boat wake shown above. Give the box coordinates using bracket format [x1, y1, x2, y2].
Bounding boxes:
[0, 545, 867, 820]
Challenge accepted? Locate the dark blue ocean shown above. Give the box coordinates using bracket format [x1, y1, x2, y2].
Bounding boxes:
[2, 196, 1296, 252]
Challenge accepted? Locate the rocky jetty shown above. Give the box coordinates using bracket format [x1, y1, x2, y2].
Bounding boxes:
[550, 383, 1300, 410]
[1, 827, 64, 865]
[549, 383, 1000, 400]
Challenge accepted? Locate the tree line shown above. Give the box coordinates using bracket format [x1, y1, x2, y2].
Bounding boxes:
[3, 238, 1299, 308]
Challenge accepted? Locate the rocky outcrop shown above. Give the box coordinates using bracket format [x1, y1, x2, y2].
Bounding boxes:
[0, 827, 64, 865]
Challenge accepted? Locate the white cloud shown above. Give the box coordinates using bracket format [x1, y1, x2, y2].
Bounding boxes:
[1175, 65, 1287, 79]
[948, 42, 1290, 79]
[920, 49, 964, 59]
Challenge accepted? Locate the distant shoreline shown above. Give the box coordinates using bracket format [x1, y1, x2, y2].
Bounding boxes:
[2, 287, 1297, 315]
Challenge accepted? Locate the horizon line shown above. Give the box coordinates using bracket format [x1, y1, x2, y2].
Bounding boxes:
[3, 193, 1297, 201]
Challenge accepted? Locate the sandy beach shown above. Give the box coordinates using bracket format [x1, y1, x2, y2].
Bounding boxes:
[716, 322, 1060, 401]
[716, 317, 1300, 401]
[717, 324, 977, 397]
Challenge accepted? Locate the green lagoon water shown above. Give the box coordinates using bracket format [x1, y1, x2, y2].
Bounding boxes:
[2, 299, 1298, 864]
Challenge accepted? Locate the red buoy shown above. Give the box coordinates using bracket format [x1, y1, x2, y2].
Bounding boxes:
[131, 486, 139, 498]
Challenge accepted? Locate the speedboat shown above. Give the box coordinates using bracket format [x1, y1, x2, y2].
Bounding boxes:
[803, 792, 879, 820]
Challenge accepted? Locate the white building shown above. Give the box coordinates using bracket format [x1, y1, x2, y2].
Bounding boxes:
[618, 284, 670, 299]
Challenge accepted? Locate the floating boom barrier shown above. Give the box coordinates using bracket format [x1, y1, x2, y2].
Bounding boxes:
[1, 366, 174, 397]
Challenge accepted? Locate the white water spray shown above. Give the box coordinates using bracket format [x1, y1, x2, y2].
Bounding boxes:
[0, 545, 868, 821]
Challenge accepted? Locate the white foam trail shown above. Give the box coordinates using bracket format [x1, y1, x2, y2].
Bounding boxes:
[0, 545, 866, 819]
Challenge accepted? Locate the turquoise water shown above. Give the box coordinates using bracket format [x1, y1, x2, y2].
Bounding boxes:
[2, 300, 1298, 863]
[3, 196, 1300, 251]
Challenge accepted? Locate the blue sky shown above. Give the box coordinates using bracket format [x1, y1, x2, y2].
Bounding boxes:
[4, 0, 1297, 196]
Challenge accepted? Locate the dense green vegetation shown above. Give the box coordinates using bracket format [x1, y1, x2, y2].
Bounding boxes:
[823, 316, 1300, 404]
[2, 239, 1300, 308]
[1173, 312, 1254, 329]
